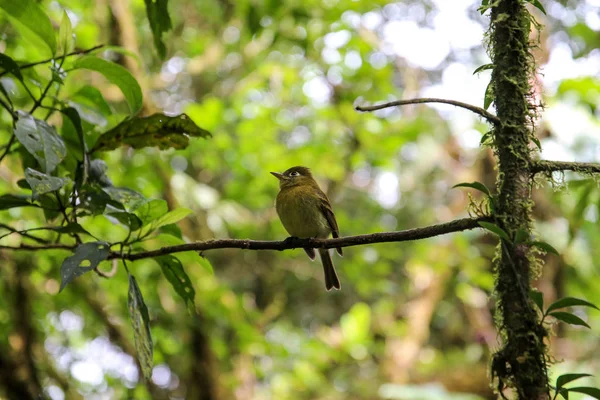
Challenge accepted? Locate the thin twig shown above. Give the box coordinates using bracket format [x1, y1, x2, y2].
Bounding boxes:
[0, 243, 75, 251]
[0, 134, 16, 163]
[531, 160, 600, 175]
[0, 224, 50, 244]
[355, 98, 501, 125]
[0, 45, 105, 78]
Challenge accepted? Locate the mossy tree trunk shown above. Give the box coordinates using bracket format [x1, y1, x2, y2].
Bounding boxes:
[489, 0, 549, 398]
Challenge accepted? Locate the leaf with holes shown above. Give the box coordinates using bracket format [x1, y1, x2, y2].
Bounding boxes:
[550, 312, 590, 329]
[74, 56, 143, 114]
[14, 112, 67, 173]
[556, 373, 593, 392]
[25, 168, 70, 198]
[156, 255, 195, 312]
[453, 181, 491, 197]
[144, 0, 172, 59]
[478, 221, 510, 241]
[128, 274, 153, 380]
[91, 113, 211, 153]
[59, 241, 110, 291]
[546, 297, 599, 314]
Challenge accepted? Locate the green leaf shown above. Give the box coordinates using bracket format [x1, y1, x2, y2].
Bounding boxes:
[514, 229, 529, 244]
[135, 199, 168, 226]
[91, 113, 211, 153]
[0, 0, 57, 55]
[25, 168, 70, 198]
[484, 80, 494, 110]
[0, 194, 37, 210]
[138, 207, 192, 237]
[198, 256, 213, 275]
[556, 374, 593, 391]
[453, 181, 491, 197]
[568, 387, 600, 399]
[0, 53, 23, 81]
[480, 130, 493, 145]
[102, 187, 147, 212]
[532, 136, 542, 151]
[531, 241, 559, 255]
[546, 297, 600, 314]
[14, 112, 67, 173]
[549, 311, 591, 329]
[58, 11, 74, 55]
[158, 223, 182, 239]
[59, 241, 110, 291]
[526, 0, 547, 15]
[559, 388, 569, 400]
[72, 85, 112, 117]
[156, 255, 195, 312]
[108, 211, 143, 230]
[144, 0, 172, 59]
[478, 221, 510, 241]
[473, 63, 493, 75]
[52, 223, 92, 236]
[529, 290, 544, 313]
[128, 274, 153, 380]
[73, 56, 143, 114]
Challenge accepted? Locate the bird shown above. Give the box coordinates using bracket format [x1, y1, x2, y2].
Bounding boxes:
[271, 166, 343, 290]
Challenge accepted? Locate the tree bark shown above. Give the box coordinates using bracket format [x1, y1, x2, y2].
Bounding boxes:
[490, 0, 549, 398]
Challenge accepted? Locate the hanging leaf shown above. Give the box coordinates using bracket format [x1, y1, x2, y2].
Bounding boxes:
[484, 80, 494, 110]
[25, 168, 70, 198]
[546, 297, 600, 314]
[73, 56, 143, 114]
[59, 242, 110, 291]
[0, 53, 23, 81]
[14, 112, 67, 173]
[156, 255, 195, 312]
[0, 0, 57, 55]
[144, 0, 172, 59]
[549, 311, 590, 329]
[529, 290, 544, 313]
[526, 0, 547, 15]
[91, 113, 211, 153]
[478, 221, 510, 241]
[128, 274, 153, 380]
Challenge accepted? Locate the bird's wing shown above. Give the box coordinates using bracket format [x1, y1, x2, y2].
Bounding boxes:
[316, 189, 343, 256]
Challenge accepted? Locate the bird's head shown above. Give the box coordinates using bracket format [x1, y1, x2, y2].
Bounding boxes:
[270, 166, 316, 189]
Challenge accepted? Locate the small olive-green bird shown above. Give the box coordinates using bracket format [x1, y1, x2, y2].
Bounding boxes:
[271, 166, 342, 291]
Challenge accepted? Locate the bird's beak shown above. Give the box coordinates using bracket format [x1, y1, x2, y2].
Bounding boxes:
[270, 172, 285, 181]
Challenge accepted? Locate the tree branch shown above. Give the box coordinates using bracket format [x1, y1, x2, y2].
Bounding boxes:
[1, 217, 491, 262]
[530, 160, 600, 175]
[112, 216, 490, 261]
[355, 98, 501, 125]
[0, 45, 105, 78]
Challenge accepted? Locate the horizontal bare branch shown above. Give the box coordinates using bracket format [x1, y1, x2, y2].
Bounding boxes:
[355, 98, 501, 125]
[1, 217, 491, 263]
[112, 216, 490, 261]
[531, 160, 600, 175]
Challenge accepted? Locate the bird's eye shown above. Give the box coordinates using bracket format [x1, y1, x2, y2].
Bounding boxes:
[289, 171, 300, 177]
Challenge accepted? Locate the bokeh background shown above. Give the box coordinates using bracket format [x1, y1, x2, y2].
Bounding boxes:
[1, 0, 599, 399]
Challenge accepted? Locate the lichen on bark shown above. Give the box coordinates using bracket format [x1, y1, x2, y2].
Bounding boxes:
[487, 0, 550, 398]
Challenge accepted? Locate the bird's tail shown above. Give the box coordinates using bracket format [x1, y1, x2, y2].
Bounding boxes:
[318, 249, 340, 291]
